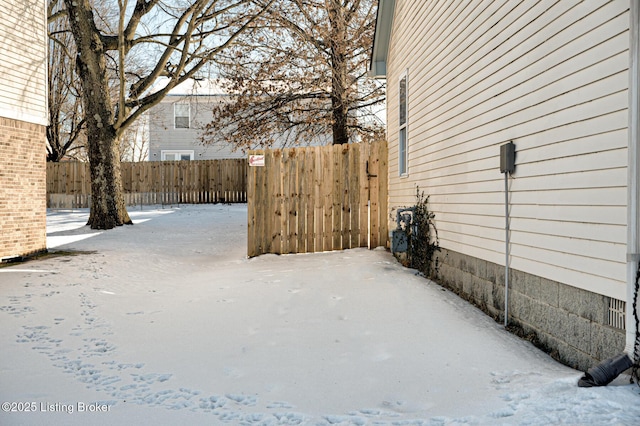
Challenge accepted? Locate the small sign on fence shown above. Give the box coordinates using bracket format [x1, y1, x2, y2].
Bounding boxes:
[249, 154, 265, 167]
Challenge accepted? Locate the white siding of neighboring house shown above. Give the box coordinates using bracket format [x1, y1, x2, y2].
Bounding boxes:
[0, 0, 47, 125]
[148, 95, 245, 161]
[386, 0, 629, 300]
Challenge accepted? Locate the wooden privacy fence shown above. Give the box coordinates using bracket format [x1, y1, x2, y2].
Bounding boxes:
[47, 159, 247, 208]
[247, 141, 388, 257]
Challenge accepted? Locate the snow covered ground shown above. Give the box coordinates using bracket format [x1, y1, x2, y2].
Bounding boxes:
[0, 204, 638, 425]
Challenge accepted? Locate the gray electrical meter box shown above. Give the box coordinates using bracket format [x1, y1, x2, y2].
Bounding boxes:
[500, 142, 515, 174]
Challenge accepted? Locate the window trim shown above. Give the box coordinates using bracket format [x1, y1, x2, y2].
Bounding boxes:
[398, 70, 408, 176]
[174, 103, 190, 129]
[161, 150, 194, 161]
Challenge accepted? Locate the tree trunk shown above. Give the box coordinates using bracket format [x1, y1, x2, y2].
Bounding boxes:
[85, 124, 131, 229]
[330, 1, 349, 145]
[65, 0, 131, 229]
[331, 80, 349, 145]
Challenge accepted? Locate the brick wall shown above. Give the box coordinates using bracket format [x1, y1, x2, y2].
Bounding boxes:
[0, 117, 47, 260]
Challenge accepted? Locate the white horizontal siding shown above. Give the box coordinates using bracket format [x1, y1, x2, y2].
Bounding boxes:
[148, 97, 245, 160]
[386, 0, 630, 299]
[0, 0, 47, 125]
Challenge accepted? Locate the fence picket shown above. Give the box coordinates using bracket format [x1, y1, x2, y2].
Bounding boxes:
[349, 145, 360, 248]
[340, 145, 350, 248]
[313, 147, 323, 253]
[331, 145, 341, 250]
[304, 148, 315, 253]
[359, 145, 370, 248]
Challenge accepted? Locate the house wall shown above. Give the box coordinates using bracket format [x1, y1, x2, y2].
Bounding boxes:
[386, 0, 630, 369]
[0, 0, 48, 126]
[0, 0, 47, 260]
[148, 96, 246, 161]
[0, 119, 47, 259]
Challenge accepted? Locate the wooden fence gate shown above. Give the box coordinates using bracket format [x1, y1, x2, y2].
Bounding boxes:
[247, 141, 388, 257]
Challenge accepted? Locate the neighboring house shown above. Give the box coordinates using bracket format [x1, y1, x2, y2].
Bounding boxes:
[0, 0, 48, 260]
[148, 79, 245, 161]
[147, 78, 333, 161]
[371, 0, 640, 371]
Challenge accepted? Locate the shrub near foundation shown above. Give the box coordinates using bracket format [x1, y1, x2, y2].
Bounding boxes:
[400, 188, 440, 279]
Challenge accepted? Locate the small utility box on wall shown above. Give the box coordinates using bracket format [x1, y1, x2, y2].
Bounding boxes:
[391, 230, 409, 253]
[500, 142, 516, 174]
[391, 207, 415, 254]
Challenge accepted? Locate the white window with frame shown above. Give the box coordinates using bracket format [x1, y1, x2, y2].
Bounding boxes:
[161, 150, 194, 161]
[398, 72, 408, 176]
[174, 103, 190, 129]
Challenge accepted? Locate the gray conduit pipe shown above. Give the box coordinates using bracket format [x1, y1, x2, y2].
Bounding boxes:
[504, 171, 510, 327]
[500, 141, 515, 327]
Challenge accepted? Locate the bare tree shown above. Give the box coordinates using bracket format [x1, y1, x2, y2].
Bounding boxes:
[119, 113, 149, 162]
[47, 2, 86, 161]
[50, 0, 270, 229]
[201, 0, 385, 150]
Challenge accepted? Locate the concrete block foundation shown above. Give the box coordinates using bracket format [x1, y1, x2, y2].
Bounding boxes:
[432, 248, 625, 372]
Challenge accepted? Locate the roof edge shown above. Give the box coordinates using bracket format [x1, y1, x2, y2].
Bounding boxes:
[369, 0, 396, 79]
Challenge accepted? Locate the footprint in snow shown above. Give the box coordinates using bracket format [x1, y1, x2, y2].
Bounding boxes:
[267, 401, 294, 409]
[225, 393, 258, 406]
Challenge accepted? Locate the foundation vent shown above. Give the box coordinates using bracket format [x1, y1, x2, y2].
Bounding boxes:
[607, 298, 626, 330]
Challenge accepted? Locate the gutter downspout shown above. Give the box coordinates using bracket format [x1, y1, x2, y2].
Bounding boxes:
[625, 0, 640, 361]
[578, 1, 639, 386]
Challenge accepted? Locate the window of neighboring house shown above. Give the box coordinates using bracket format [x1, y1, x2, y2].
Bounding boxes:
[174, 103, 190, 129]
[161, 150, 194, 161]
[399, 72, 408, 176]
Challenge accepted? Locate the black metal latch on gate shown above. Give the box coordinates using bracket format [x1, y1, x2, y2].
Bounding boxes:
[366, 161, 377, 179]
